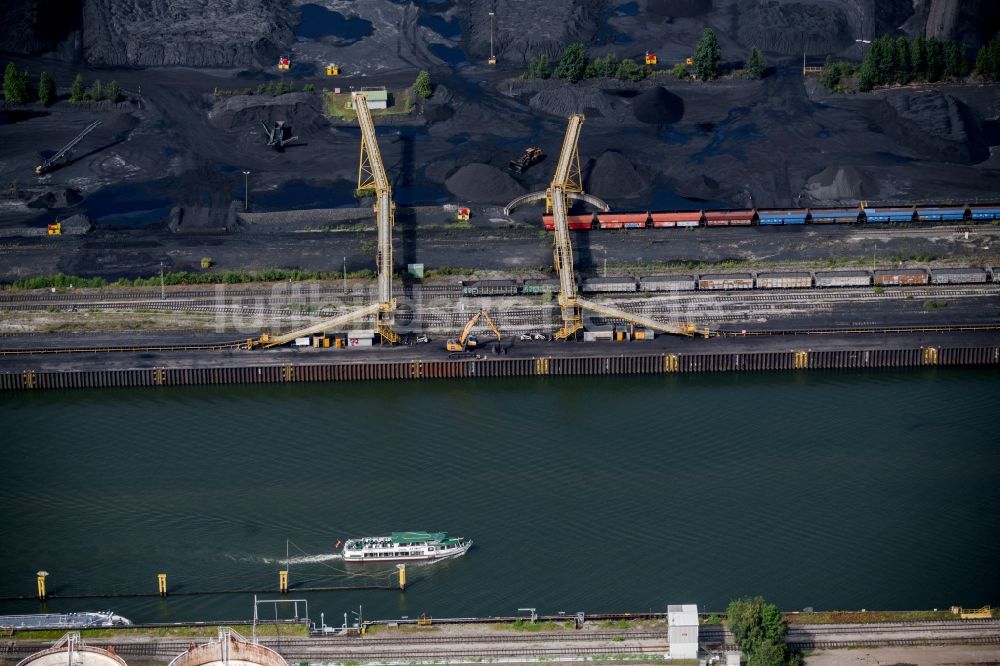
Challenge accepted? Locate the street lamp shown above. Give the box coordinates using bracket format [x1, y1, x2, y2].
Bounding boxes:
[855, 38, 871, 59]
[242, 170, 251, 211]
[488, 12, 496, 65]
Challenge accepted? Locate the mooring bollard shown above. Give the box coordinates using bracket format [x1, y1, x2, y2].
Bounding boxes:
[157, 573, 167, 597]
[279, 570, 288, 594]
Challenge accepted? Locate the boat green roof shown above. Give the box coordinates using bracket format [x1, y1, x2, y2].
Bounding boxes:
[392, 531, 446, 543]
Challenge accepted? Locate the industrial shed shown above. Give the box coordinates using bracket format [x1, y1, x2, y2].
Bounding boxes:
[666, 604, 699, 660]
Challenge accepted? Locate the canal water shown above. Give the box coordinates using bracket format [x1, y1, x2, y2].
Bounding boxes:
[2, 368, 998, 625]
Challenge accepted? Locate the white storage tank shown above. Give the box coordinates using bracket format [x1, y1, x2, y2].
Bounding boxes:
[17, 633, 127, 666]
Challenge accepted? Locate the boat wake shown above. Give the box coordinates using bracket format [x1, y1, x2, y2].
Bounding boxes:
[263, 553, 342, 565]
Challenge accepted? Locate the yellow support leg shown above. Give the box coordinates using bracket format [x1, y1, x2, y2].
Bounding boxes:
[157, 573, 167, 597]
[664, 354, 679, 373]
[793, 350, 809, 369]
[398, 564, 406, 590]
[922, 347, 939, 365]
[279, 570, 288, 594]
[534, 358, 550, 375]
[36, 572, 48, 601]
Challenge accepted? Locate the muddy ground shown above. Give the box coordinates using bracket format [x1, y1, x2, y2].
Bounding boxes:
[0, 0, 999, 282]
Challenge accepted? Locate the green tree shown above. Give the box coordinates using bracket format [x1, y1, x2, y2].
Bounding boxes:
[909, 36, 927, 80]
[586, 52, 618, 78]
[747, 641, 791, 666]
[727, 597, 788, 659]
[868, 35, 894, 86]
[89, 78, 103, 101]
[894, 36, 910, 83]
[553, 42, 589, 83]
[37, 70, 56, 105]
[413, 69, 432, 98]
[958, 43, 969, 76]
[70, 73, 85, 102]
[3, 62, 32, 105]
[856, 60, 876, 91]
[614, 58, 644, 82]
[531, 54, 551, 79]
[747, 45, 766, 78]
[670, 61, 689, 78]
[943, 40, 961, 78]
[693, 27, 722, 81]
[106, 79, 121, 103]
[925, 37, 944, 81]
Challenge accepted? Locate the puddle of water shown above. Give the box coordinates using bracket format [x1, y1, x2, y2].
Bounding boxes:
[254, 180, 358, 210]
[0, 110, 48, 125]
[296, 4, 373, 43]
[419, 14, 462, 39]
[429, 43, 468, 68]
[81, 183, 173, 228]
[615, 1, 638, 16]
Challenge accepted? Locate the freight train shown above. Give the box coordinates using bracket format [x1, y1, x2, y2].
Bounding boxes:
[461, 266, 995, 296]
[541, 203, 1000, 230]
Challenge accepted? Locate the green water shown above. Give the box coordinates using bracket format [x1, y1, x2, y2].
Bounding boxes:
[1, 369, 998, 624]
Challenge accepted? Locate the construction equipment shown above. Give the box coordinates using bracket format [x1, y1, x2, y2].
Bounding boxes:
[545, 114, 710, 340]
[446, 309, 501, 352]
[456, 207, 471, 221]
[260, 120, 298, 150]
[645, 51, 657, 66]
[249, 93, 398, 349]
[326, 63, 340, 76]
[35, 120, 102, 175]
[509, 147, 544, 174]
[278, 55, 291, 71]
[47, 223, 61, 235]
[685, 57, 693, 66]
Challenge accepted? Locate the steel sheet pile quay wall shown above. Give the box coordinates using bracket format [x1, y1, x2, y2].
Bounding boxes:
[3, 346, 999, 391]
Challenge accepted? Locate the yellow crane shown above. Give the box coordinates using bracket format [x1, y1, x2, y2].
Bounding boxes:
[547, 114, 710, 340]
[446, 309, 501, 352]
[249, 92, 398, 349]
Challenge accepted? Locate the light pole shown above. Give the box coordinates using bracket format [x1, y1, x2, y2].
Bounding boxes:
[855, 38, 871, 60]
[872, 243, 877, 276]
[242, 170, 251, 211]
[488, 12, 496, 65]
[159, 260, 165, 300]
[343, 256, 347, 293]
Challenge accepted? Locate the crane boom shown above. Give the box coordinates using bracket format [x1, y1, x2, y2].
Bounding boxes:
[248, 93, 400, 349]
[36, 121, 103, 175]
[546, 113, 710, 340]
[354, 93, 398, 342]
[549, 114, 586, 339]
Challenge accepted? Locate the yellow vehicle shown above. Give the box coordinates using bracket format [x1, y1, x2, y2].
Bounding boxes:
[47, 222, 61, 235]
[326, 63, 340, 76]
[456, 207, 471, 221]
[645, 51, 657, 66]
[278, 55, 291, 71]
[446, 309, 501, 352]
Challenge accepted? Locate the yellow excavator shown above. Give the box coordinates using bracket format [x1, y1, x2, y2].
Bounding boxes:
[446, 309, 501, 352]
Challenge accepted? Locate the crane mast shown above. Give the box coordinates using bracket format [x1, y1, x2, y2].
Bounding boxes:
[355, 94, 399, 343]
[549, 114, 585, 339]
[250, 92, 399, 348]
[547, 114, 709, 340]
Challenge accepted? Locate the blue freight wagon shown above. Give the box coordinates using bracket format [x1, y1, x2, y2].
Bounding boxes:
[757, 209, 808, 225]
[863, 207, 915, 223]
[916, 206, 966, 221]
[969, 206, 1000, 221]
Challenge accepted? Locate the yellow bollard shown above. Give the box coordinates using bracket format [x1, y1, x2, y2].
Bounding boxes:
[279, 570, 288, 594]
[157, 573, 167, 597]
[398, 564, 406, 590]
[36, 571, 48, 601]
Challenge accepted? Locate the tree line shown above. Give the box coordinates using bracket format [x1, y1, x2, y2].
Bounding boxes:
[522, 29, 766, 84]
[3, 63, 125, 106]
[822, 32, 1000, 93]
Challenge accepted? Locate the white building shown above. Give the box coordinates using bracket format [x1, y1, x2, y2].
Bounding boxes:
[667, 604, 699, 660]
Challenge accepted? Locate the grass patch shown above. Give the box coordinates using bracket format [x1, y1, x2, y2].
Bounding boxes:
[494, 619, 574, 632]
[785, 609, 958, 624]
[324, 89, 414, 121]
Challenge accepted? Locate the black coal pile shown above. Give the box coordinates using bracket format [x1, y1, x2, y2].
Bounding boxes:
[82, 0, 294, 68]
[208, 93, 329, 135]
[677, 173, 722, 200]
[26, 187, 83, 209]
[874, 92, 988, 165]
[736, 0, 853, 56]
[632, 87, 684, 125]
[805, 166, 880, 202]
[647, 0, 712, 18]
[586, 151, 648, 200]
[445, 163, 526, 204]
[0, 0, 80, 56]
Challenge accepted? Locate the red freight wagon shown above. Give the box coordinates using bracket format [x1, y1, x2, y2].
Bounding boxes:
[542, 214, 595, 230]
[650, 211, 702, 227]
[704, 210, 754, 226]
[596, 212, 649, 229]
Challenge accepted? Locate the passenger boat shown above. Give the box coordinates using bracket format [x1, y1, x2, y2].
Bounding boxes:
[342, 531, 472, 562]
